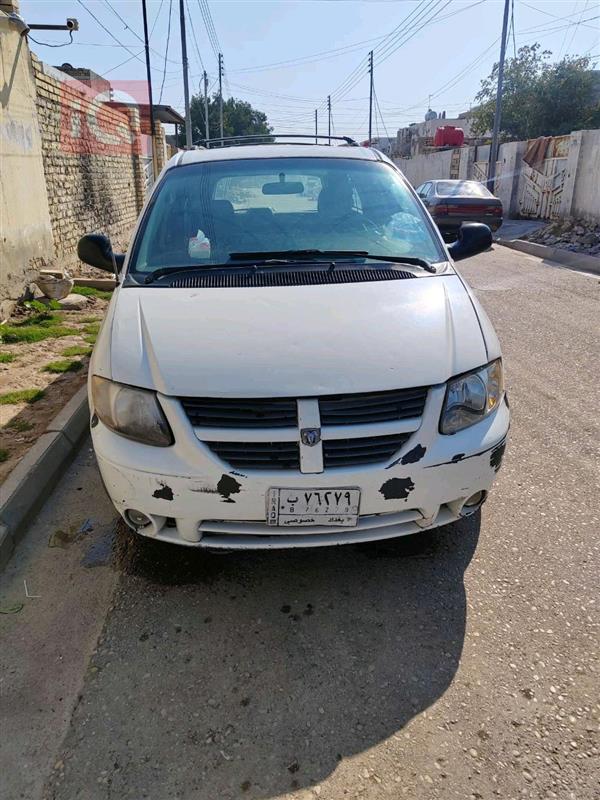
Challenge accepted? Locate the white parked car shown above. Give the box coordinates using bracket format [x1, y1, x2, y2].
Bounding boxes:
[78, 139, 508, 550]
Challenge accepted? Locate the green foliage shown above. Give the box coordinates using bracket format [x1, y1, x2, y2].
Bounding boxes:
[0, 321, 73, 344]
[472, 45, 600, 140]
[0, 448, 9, 463]
[0, 389, 45, 405]
[190, 93, 273, 144]
[62, 345, 93, 357]
[0, 353, 16, 363]
[72, 285, 113, 301]
[24, 299, 61, 312]
[4, 418, 34, 432]
[84, 334, 97, 345]
[83, 322, 101, 336]
[44, 359, 83, 374]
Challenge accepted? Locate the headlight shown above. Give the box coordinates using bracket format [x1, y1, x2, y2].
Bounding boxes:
[440, 359, 503, 434]
[91, 376, 173, 446]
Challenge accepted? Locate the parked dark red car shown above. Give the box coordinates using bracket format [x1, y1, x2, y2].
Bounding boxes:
[415, 179, 503, 241]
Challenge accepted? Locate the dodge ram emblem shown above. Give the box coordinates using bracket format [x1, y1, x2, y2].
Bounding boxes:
[301, 428, 321, 447]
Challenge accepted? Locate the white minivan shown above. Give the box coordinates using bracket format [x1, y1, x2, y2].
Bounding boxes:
[78, 139, 509, 550]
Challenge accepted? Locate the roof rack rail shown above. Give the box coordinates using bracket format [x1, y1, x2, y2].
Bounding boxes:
[192, 133, 359, 148]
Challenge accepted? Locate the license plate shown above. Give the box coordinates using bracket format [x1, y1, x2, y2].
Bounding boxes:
[267, 487, 361, 527]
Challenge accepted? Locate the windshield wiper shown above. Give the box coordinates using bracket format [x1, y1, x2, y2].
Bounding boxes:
[229, 249, 436, 273]
[142, 262, 274, 284]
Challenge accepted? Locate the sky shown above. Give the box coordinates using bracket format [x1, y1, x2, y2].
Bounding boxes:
[21, 0, 600, 142]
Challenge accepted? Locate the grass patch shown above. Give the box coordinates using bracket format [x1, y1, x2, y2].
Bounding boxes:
[4, 418, 34, 432]
[84, 334, 97, 345]
[0, 388, 45, 405]
[83, 321, 101, 336]
[72, 285, 113, 301]
[0, 353, 16, 363]
[0, 323, 74, 344]
[25, 299, 61, 312]
[62, 344, 93, 357]
[79, 316, 102, 324]
[0, 448, 9, 463]
[44, 359, 83, 374]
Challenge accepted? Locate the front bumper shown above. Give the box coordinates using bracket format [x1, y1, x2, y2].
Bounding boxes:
[92, 388, 509, 549]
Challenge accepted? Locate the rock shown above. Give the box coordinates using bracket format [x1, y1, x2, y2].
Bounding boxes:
[36, 273, 74, 300]
[582, 233, 598, 245]
[53, 293, 90, 311]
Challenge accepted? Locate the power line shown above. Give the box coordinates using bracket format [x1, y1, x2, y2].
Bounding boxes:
[150, 0, 164, 39]
[76, 0, 145, 64]
[185, 0, 205, 72]
[159, 0, 174, 103]
[103, 0, 146, 45]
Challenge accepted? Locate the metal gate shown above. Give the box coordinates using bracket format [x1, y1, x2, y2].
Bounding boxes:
[141, 155, 154, 195]
[518, 135, 568, 220]
[472, 160, 500, 194]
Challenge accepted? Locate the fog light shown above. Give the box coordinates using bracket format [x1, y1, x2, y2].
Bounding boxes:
[125, 509, 152, 528]
[465, 491, 485, 508]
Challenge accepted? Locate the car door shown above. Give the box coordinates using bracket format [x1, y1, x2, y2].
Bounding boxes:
[418, 182, 433, 208]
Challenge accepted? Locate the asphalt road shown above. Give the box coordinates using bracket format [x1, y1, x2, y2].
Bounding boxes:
[1, 245, 598, 800]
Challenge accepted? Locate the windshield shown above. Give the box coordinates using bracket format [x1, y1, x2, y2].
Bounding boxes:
[437, 180, 492, 197]
[129, 157, 445, 275]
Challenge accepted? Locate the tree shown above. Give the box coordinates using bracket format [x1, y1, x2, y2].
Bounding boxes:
[471, 44, 600, 140]
[189, 93, 272, 144]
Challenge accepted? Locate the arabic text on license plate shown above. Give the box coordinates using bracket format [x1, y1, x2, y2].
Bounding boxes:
[267, 487, 360, 527]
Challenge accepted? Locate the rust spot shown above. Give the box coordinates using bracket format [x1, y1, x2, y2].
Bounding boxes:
[401, 444, 427, 464]
[153, 482, 174, 501]
[379, 477, 415, 500]
[217, 474, 241, 503]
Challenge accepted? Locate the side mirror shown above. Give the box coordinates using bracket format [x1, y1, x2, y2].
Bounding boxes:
[77, 234, 125, 273]
[447, 223, 492, 261]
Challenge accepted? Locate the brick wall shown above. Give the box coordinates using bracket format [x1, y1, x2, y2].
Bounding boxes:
[32, 57, 147, 264]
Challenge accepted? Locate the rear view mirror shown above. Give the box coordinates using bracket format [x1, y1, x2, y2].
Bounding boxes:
[447, 223, 492, 261]
[78, 234, 125, 273]
[262, 181, 305, 195]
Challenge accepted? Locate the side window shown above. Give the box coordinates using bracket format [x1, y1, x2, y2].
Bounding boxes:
[421, 182, 432, 197]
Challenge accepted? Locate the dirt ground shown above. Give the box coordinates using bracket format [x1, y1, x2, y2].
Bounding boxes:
[0, 296, 108, 483]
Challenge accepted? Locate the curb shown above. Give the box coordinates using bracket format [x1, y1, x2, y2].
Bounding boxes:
[0, 386, 89, 573]
[497, 238, 600, 276]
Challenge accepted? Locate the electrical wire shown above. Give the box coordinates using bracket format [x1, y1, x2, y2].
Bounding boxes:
[27, 31, 73, 48]
[185, 0, 205, 72]
[159, 0, 174, 103]
[149, 0, 164, 39]
[76, 1, 145, 64]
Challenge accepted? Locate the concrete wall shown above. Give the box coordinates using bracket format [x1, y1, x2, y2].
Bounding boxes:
[394, 129, 600, 222]
[395, 148, 455, 187]
[0, 10, 54, 320]
[569, 130, 600, 221]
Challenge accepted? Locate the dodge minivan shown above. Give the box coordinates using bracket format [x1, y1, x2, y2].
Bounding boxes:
[78, 139, 509, 549]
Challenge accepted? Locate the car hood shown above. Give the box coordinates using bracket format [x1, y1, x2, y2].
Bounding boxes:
[106, 276, 487, 396]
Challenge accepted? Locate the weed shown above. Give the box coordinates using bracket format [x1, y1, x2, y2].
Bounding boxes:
[83, 321, 101, 336]
[84, 335, 97, 345]
[0, 324, 73, 344]
[4, 418, 34, 432]
[0, 448, 9, 463]
[62, 345, 93, 357]
[44, 359, 83, 374]
[0, 353, 16, 363]
[25, 299, 61, 312]
[79, 316, 102, 324]
[72, 286, 113, 301]
[0, 389, 45, 405]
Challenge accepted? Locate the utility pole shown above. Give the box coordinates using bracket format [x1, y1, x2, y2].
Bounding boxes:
[327, 95, 331, 145]
[488, 0, 510, 190]
[203, 70, 209, 144]
[314, 108, 318, 143]
[218, 53, 224, 140]
[368, 50, 374, 144]
[178, 0, 192, 148]
[141, 0, 158, 174]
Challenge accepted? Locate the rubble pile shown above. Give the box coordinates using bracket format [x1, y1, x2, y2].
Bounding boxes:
[525, 218, 600, 257]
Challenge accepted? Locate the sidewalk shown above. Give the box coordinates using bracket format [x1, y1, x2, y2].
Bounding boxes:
[494, 218, 546, 242]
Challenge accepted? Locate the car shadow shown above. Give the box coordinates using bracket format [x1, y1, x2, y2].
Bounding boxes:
[57, 514, 480, 798]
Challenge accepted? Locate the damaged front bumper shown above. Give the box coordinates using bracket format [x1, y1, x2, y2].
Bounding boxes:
[91, 387, 509, 550]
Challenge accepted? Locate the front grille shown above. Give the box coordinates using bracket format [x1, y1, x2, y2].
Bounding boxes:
[181, 397, 297, 428]
[319, 387, 428, 425]
[323, 433, 410, 468]
[206, 441, 300, 470]
[181, 387, 428, 429]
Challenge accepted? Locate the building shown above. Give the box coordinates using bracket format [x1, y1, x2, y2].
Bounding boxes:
[395, 109, 483, 157]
